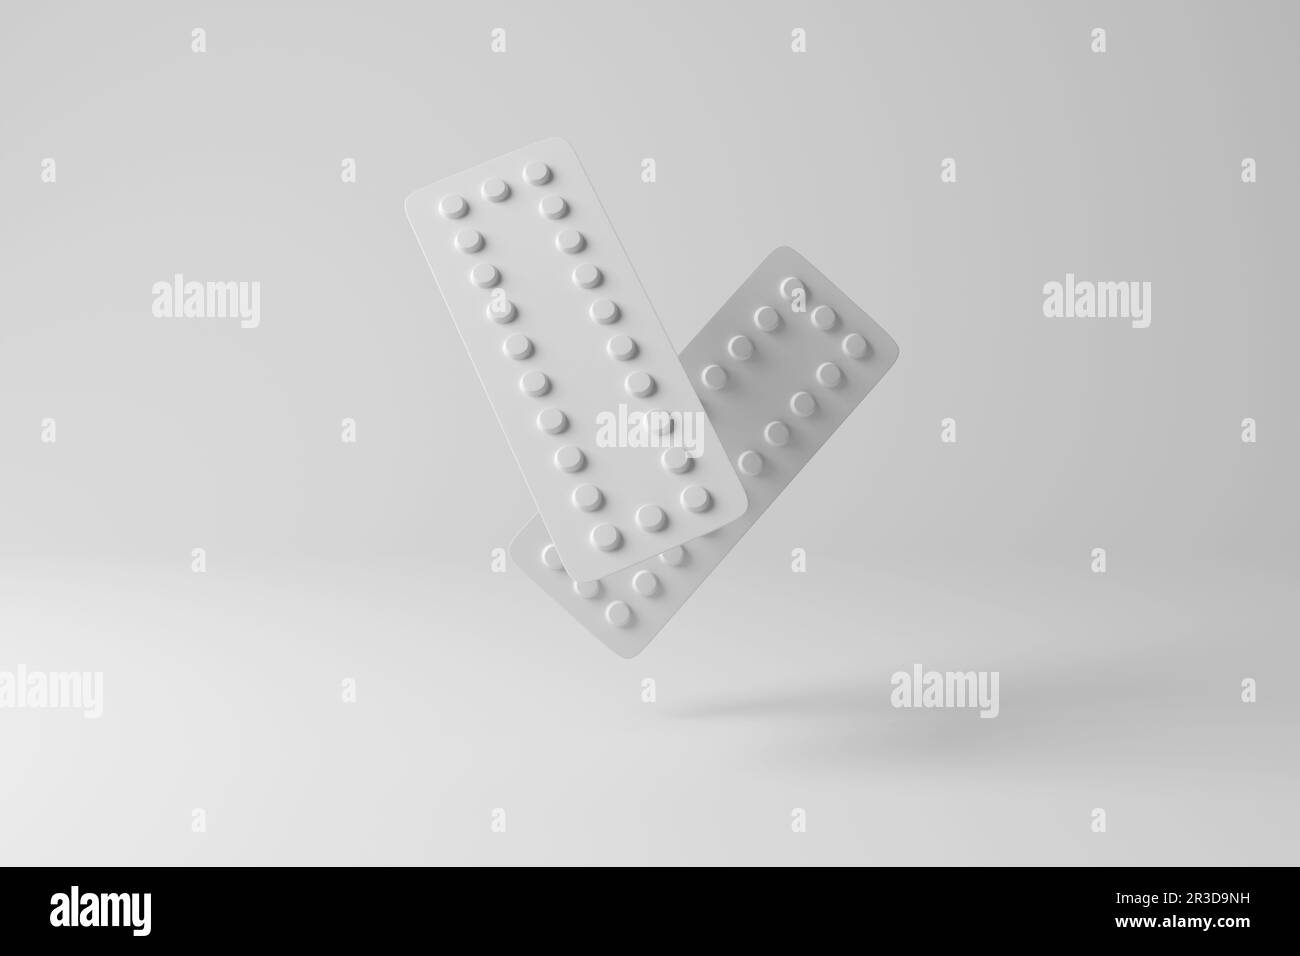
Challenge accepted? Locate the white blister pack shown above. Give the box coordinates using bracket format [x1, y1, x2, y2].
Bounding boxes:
[511, 246, 901, 657]
[406, 138, 747, 582]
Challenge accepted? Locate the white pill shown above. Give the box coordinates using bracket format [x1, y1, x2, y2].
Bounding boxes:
[438, 194, 468, 219]
[764, 421, 790, 446]
[523, 161, 552, 185]
[605, 600, 632, 627]
[816, 362, 843, 388]
[790, 391, 816, 417]
[572, 484, 604, 511]
[625, 371, 655, 397]
[537, 407, 568, 434]
[728, 335, 754, 360]
[680, 485, 712, 513]
[470, 263, 500, 288]
[503, 333, 532, 359]
[590, 523, 622, 551]
[554, 445, 586, 472]
[481, 177, 510, 202]
[754, 306, 781, 332]
[700, 364, 728, 390]
[520, 370, 550, 396]
[636, 504, 667, 532]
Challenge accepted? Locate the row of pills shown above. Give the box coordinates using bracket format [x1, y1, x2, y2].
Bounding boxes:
[439, 160, 716, 559]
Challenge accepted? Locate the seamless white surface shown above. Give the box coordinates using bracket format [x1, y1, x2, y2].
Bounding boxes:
[1, 0, 1296, 865]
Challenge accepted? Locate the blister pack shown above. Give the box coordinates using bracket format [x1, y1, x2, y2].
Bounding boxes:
[406, 138, 748, 582]
[511, 246, 901, 657]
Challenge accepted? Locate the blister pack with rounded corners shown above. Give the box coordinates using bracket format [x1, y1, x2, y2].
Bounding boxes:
[512, 246, 901, 657]
[406, 138, 748, 582]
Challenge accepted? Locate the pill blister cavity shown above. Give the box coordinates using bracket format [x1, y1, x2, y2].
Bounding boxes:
[727, 335, 755, 360]
[842, 332, 869, 359]
[680, 484, 712, 513]
[589, 299, 620, 324]
[520, 370, 550, 396]
[537, 407, 568, 434]
[470, 263, 500, 288]
[816, 362, 843, 388]
[554, 445, 586, 472]
[590, 523, 623, 552]
[764, 420, 790, 446]
[636, 504, 668, 532]
[753, 306, 781, 332]
[661, 447, 691, 474]
[810, 305, 838, 331]
[700, 364, 728, 390]
[607, 335, 637, 361]
[438, 194, 468, 219]
[625, 371, 655, 397]
[454, 229, 484, 253]
[573, 264, 602, 288]
[605, 600, 632, 627]
[556, 229, 585, 254]
[632, 570, 660, 597]
[481, 177, 510, 202]
[539, 194, 568, 219]
[523, 161, 552, 186]
[658, 545, 686, 567]
[572, 483, 604, 511]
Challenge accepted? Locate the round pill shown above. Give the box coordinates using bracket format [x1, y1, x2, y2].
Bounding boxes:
[636, 504, 667, 532]
[842, 332, 869, 359]
[573, 264, 602, 288]
[779, 276, 804, 299]
[572, 483, 604, 511]
[655, 546, 686, 567]
[539, 194, 568, 219]
[625, 371, 655, 397]
[737, 450, 764, 476]
[438, 194, 468, 219]
[661, 447, 691, 473]
[605, 600, 632, 627]
[454, 228, 484, 253]
[537, 407, 568, 434]
[556, 229, 585, 253]
[540, 543, 563, 571]
[485, 296, 516, 323]
[645, 409, 674, 437]
[523, 161, 552, 185]
[607, 334, 637, 361]
[632, 570, 660, 597]
[554, 445, 585, 472]
[573, 578, 601, 599]
[589, 299, 620, 324]
[680, 485, 712, 513]
[470, 263, 500, 288]
[481, 177, 510, 202]
[590, 523, 622, 552]
[727, 335, 754, 360]
[816, 362, 843, 388]
[753, 306, 781, 332]
[764, 420, 790, 446]
[811, 305, 838, 331]
[790, 391, 816, 417]
[700, 364, 728, 390]
[658, 546, 686, 567]
[520, 370, 550, 396]
[503, 333, 532, 359]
